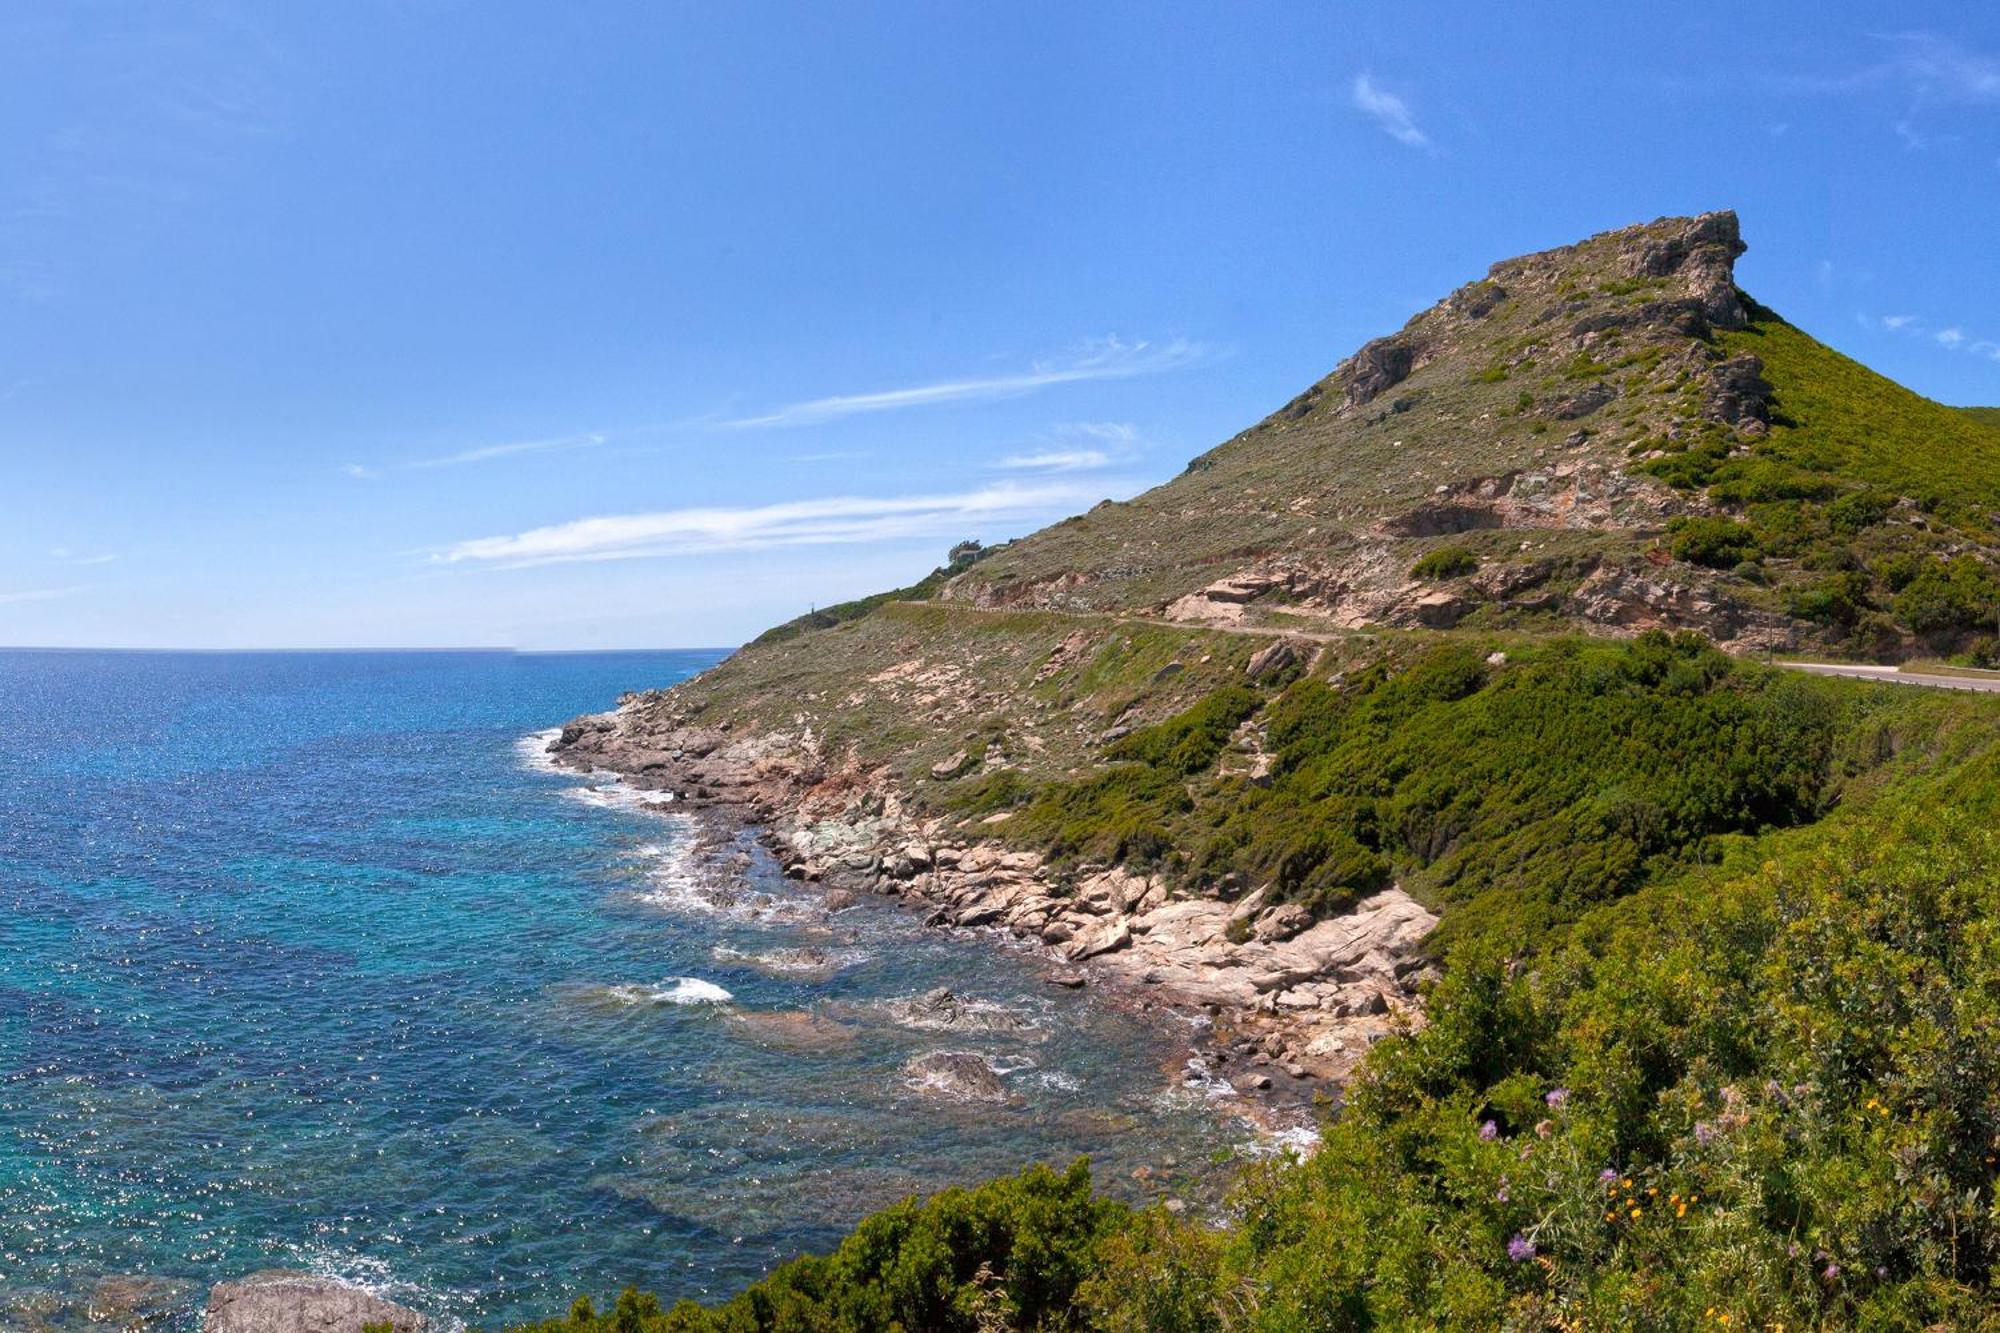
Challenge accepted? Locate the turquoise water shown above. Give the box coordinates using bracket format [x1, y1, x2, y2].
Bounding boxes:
[0, 650, 1237, 1328]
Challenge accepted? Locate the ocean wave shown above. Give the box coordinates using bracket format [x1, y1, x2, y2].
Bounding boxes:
[286, 1248, 470, 1333]
[586, 978, 735, 1007]
[629, 839, 820, 925]
[513, 727, 564, 774]
[560, 976, 740, 1008]
[711, 942, 870, 976]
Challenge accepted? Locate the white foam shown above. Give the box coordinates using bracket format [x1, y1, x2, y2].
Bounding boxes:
[1034, 1069, 1082, 1093]
[1241, 1122, 1322, 1159]
[711, 942, 870, 974]
[599, 977, 735, 1006]
[631, 837, 820, 925]
[514, 727, 564, 773]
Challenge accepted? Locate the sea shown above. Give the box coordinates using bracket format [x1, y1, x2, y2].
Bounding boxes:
[0, 649, 1257, 1330]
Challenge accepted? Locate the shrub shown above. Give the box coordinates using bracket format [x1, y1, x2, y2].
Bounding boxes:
[1412, 546, 1480, 580]
[1666, 516, 1761, 569]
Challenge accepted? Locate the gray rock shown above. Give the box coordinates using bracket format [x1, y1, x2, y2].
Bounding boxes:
[205, 1271, 427, 1333]
[903, 1051, 1011, 1103]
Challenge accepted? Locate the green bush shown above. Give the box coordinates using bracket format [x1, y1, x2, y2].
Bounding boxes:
[516, 1162, 1126, 1333]
[1666, 516, 1761, 569]
[1412, 546, 1480, 580]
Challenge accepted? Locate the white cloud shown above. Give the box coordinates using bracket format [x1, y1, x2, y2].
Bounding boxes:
[1351, 73, 1433, 151]
[996, 449, 1112, 473]
[719, 338, 1204, 429]
[437, 481, 1089, 569]
[0, 585, 90, 606]
[1879, 32, 2000, 105]
[1938, 327, 1967, 348]
[344, 431, 605, 479]
[1882, 313, 1919, 330]
[48, 547, 115, 566]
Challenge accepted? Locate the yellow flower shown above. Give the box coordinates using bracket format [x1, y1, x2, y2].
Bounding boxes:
[1677, 1203, 1687, 1217]
[1630, 1207, 1642, 1219]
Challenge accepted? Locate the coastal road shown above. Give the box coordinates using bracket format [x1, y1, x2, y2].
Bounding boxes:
[1779, 662, 2000, 693]
[893, 598, 2000, 694]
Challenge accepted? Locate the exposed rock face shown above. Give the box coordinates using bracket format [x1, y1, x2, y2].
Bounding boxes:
[1705, 353, 1774, 427]
[1629, 209, 1748, 330]
[205, 1272, 427, 1333]
[1342, 336, 1418, 406]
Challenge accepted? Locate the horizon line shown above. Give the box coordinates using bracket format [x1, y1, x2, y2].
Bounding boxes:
[0, 644, 739, 656]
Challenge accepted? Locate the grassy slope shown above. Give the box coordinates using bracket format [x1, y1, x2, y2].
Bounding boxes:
[1722, 314, 2000, 510]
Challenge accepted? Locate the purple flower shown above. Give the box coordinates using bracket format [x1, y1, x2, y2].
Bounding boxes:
[1694, 1120, 1717, 1146]
[1823, 1263, 1840, 1281]
[1478, 1119, 1498, 1141]
[1507, 1234, 1536, 1263]
[1545, 1088, 1570, 1108]
[1598, 1168, 1618, 1183]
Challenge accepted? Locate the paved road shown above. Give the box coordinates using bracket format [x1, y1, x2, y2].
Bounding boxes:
[1780, 662, 2000, 693]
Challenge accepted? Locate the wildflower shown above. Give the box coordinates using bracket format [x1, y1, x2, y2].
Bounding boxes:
[1507, 1234, 1535, 1262]
[1694, 1120, 1717, 1146]
[1478, 1120, 1498, 1141]
[1534, 1118, 1554, 1139]
[1676, 1203, 1687, 1217]
[1598, 1168, 1617, 1184]
[1545, 1087, 1570, 1108]
[1823, 1262, 1839, 1281]
[1629, 1206, 1642, 1219]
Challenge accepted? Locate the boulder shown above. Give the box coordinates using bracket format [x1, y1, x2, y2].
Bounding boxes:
[903, 1051, 1011, 1103]
[205, 1272, 426, 1333]
[930, 750, 974, 779]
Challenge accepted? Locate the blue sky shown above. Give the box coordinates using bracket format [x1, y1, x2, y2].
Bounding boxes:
[3, 2, 1998, 649]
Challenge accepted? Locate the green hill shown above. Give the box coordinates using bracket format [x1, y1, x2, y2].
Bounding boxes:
[533, 214, 2000, 1330]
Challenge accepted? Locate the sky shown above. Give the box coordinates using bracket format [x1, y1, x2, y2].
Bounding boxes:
[3, 2, 1999, 649]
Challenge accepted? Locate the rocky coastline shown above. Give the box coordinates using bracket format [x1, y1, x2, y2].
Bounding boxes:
[549, 697, 1440, 1123]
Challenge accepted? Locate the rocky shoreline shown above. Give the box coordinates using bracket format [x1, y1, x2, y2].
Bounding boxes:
[549, 698, 1440, 1123]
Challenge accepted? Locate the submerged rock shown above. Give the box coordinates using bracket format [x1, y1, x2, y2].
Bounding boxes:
[903, 1050, 1013, 1104]
[205, 1271, 426, 1333]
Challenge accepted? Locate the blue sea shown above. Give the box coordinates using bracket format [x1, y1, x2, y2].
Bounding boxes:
[0, 650, 1244, 1329]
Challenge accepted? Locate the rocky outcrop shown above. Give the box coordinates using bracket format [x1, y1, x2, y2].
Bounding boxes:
[205, 1272, 426, 1333]
[549, 711, 1439, 1085]
[1628, 209, 1748, 331]
[1342, 336, 1418, 407]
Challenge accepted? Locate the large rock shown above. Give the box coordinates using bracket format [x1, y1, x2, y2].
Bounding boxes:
[205, 1272, 427, 1333]
[902, 1050, 1011, 1103]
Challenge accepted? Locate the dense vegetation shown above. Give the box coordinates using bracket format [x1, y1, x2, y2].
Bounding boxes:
[514, 642, 2000, 1331]
[1640, 307, 2000, 651]
[981, 634, 1866, 952]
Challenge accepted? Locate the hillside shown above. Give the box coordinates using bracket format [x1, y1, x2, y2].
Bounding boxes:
[537, 214, 2000, 1327]
[561, 213, 2000, 820]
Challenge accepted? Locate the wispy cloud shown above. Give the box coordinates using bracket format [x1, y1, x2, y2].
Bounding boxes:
[437, 481, 1089, 569]
[48, 546, 115, 566]
[344, 431, 606, 480]
[1792, 33, 2000, 147]
[996, 449, 1111, 473]
[1871, 310, 2000, 363]
[719, 338, 1204, 429]
[1350, 73, 1433, 151]
[994, 421, 1141, 473]
[0, 584, 91, 606]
